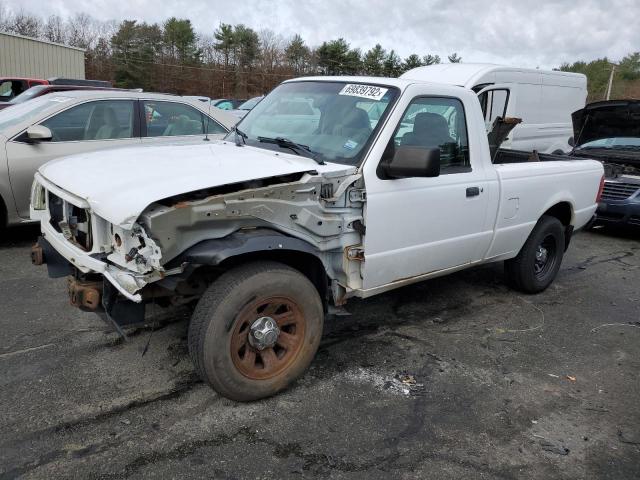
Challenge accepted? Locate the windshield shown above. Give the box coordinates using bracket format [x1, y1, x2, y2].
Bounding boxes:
[0, 95, 71, 132]
[228, 81, 398, 165]
[8, 86, 46, 104]
[577, 137, 640, 150]
[238, 96, 263, 110]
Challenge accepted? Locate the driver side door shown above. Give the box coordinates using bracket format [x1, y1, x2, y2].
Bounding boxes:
[360, 91, 492, 290]
[6, 99, 140, 219]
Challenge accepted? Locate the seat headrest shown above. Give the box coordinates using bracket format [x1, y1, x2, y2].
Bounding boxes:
[413, 112, 449, 137]
[343, 107, 370, 130]
[104, 107, 118, 127]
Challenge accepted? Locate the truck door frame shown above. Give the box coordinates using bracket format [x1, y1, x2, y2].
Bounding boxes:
[357, 83, 497, 292]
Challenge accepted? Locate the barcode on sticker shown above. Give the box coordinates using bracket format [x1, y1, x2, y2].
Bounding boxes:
[339, 84, 388, 100]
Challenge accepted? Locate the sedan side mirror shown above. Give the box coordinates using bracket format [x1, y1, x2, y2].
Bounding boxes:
[568, 136, 575, 147]
[383, 146, 440, 179]
[26, 125, 53, 142]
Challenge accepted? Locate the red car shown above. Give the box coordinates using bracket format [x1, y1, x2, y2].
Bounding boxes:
[0, 77, 49, 102]
[0, 83, 122, 111]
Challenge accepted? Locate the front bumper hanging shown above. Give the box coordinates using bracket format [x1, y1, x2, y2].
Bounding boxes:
[32, 236, 147, 332]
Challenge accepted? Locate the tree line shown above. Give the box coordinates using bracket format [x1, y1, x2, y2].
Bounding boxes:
[0, 4, 462, 98]
[559, 54, 640, 101]
[1, 3, 638, 101]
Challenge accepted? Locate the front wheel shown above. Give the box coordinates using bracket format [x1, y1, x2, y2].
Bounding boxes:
[505, 215, 565, 293]
[188, 261, 324, 401]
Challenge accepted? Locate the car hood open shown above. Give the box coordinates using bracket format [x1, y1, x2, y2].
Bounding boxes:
[572, 100, 640, 147]
[38, 140, 353, 228]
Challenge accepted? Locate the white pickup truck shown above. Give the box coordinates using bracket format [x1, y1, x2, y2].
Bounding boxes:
[31, 76, 604, 401]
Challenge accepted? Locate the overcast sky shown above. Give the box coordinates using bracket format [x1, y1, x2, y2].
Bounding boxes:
[3, 0, 637, 69]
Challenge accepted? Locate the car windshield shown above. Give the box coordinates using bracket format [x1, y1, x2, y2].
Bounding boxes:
[8, 86, 46, 104]
[228, 81, 398, 166]
[238, 96, 263, 110]
[0, 95, 71, 132]
[577, 137, 640, 150]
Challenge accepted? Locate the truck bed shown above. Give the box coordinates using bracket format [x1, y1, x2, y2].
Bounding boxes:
[493, 149, 570, 164]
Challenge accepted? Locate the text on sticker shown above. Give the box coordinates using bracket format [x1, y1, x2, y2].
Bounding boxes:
[339, 84, 388, 101]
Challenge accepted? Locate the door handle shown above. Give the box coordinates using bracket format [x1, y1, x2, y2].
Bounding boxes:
[466, 187, 481, 197]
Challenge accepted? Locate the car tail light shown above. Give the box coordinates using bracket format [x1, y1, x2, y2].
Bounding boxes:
[595, 175, 605, 203]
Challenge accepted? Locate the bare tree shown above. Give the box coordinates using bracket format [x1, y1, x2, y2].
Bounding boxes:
[0, 2, 11, 32]
[10, 9, 41, 37]
[43, 15, 66, 43]
[67, 13, 94, 49]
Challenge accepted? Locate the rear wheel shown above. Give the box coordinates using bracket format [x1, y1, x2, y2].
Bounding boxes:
[505, 215, 565, 293]
[188, 261, 324, 401]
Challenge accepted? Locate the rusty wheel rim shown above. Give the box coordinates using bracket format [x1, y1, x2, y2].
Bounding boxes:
[230, 296, 305, 380]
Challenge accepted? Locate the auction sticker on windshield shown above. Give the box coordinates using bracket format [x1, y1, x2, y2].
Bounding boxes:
[339, 84, 388, 101]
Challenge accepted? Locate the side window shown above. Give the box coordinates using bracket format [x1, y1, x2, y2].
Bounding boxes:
[143, 101, 225, 137]
[479, 89, 509, 125]
[0, 80, 27, 99]
[0, 81, 13, 99]
[40, 100, 135, 142]
[390, 97, 470, 174]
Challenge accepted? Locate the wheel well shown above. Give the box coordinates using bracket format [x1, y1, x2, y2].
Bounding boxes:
[216, 250, 329, 304]
[543, 202, 572, 226]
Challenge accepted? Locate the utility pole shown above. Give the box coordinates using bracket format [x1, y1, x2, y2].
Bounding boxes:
[605, 64, 616, 100]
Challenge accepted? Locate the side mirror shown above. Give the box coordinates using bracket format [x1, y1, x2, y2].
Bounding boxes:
[383, 146, 440, 179]
[567, 136, 575, 147]
[26, 125, 53, 142]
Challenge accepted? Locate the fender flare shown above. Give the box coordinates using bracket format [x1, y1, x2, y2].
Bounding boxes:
[166, 228, 329, 270]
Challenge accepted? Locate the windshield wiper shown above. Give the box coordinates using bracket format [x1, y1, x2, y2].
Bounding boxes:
[234, 127, 247, 146]
[257, 136, 324, 165]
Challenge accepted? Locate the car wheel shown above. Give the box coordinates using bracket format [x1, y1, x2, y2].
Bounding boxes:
[505, 215, 565, 293]
[188, 261, 324, 401]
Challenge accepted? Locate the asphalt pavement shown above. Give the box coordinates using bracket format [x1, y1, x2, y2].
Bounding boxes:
[1, 225, 639, 479]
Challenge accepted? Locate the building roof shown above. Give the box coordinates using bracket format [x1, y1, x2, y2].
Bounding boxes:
[0, 31, 85, 52]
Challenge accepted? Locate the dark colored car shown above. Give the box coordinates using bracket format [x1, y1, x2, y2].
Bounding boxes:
[570, 100, 640, 228]
[0, 84, 124, 111]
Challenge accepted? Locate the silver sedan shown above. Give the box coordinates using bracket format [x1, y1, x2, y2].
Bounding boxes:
[0, 90, 238, 227]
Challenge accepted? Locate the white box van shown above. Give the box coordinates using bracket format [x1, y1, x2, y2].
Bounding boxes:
[400, 64, 587, 154]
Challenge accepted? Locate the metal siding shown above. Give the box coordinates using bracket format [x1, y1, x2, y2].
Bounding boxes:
[0, 32, 85, 79]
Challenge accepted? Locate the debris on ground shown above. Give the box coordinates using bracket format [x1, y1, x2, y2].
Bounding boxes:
[344, 368, 428, 396]
[399, 374, 416, 386]
[566, 375, 577, 382]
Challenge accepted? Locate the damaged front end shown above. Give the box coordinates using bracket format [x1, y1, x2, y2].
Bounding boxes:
[32, 166, 367, 330]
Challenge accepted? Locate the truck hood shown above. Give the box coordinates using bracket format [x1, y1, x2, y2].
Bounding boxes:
[572, 100, 640, 147]
[39, 140, 352, 228]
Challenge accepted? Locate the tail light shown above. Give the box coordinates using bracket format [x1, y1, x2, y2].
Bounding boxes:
[595, 175, 605, 203]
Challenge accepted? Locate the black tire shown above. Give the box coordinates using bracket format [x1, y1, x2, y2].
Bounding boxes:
[0, 195, 6, 231]
[505, 215, 565, 293]
[188, 261, 324, 401]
